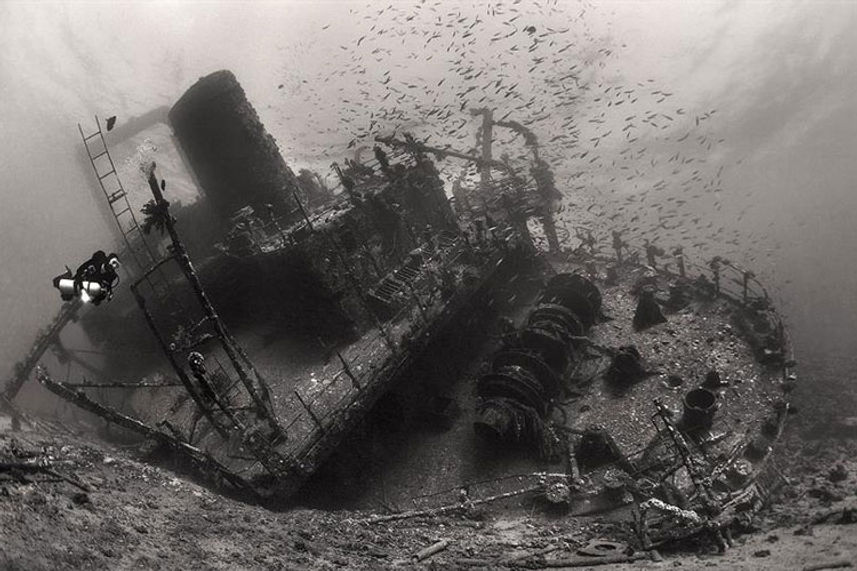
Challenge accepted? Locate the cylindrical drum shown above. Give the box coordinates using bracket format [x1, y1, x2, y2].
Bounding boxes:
[682, 387, 717, 433]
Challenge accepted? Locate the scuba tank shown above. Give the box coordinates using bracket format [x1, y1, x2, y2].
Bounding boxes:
[55, 278, 103, 303]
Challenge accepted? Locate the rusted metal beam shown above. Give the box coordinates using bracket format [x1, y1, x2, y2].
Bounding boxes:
[144, 165, 279, 433]
[35, 366, 255, 494]
[294, 389, 324, 431]
[2, 300, 81, 402]
[337, 352, 360, 391]
[66, 380, 184, 388]
[130, 283, 230, 440]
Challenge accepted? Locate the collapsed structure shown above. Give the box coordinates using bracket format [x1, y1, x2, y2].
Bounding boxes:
[2, 70, 797, 550]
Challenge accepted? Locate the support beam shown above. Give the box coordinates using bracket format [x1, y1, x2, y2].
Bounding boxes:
[2, 301, 81, 402]
[66, 379, 184, 388]
[35, 366, 255, 494]
[471, 107, 494, 193]
[130, 282, 230, 440]
[143, 164, 278, 430]
[375, 134, 510, 173]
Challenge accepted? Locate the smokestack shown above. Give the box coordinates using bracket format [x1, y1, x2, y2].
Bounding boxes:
[169, 70, 299, 221]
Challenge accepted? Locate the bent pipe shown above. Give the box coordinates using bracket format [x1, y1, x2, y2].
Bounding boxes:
[474, 273, 601, 447]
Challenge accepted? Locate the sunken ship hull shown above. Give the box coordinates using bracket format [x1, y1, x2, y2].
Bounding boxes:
[5, 70, 795, 549]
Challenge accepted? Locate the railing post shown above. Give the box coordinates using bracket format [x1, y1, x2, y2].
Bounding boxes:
[710, 258, 721, 295]
[407, 283, 429, 324]
[337, 351, 360, 391]
[294, 389, 323, 431]
[674, 247, 686, 279]
[266, 203, 289, 248]
[742, 270, 755, 304]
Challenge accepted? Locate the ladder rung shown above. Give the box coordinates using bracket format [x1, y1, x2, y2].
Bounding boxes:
[108, 190, 126, 204]
[91, 150, 109, 161]
[98, 169, 116, 180]
[83, 131, 101, 141]
[114, 206, 131, 217]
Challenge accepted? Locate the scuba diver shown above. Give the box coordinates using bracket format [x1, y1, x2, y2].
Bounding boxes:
[52, 250, 121, 305]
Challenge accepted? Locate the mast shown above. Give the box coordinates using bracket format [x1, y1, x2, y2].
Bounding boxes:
[471, 107, 494, 194]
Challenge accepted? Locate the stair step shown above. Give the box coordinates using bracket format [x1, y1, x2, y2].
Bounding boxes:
[377, 284, 400, 296]
[375, 284, 398, 295]
[371, 293, 392, 304]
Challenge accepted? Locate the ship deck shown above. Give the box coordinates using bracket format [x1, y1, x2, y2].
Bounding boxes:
[318, 253, 791, 524]
[141, 242, 523, 497]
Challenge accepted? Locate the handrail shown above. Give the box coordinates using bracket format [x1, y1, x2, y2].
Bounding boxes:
[571, 232, 790, 384]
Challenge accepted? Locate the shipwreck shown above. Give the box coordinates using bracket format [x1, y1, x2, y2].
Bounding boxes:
[1, 70, 796, 549]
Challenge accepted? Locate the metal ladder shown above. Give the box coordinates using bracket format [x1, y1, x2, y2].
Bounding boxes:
[78, 117, 159, 272]
[78, 116, 175, 304]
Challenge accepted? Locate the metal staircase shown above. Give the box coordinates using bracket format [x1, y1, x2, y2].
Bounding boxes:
[370, 253, 425, 306]
[369, 231, 462, 307]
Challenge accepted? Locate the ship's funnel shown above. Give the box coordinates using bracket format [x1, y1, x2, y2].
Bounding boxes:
[169, 70, 300, 222]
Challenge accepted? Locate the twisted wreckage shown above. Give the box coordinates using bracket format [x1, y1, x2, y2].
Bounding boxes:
[2, 70, 796, 549]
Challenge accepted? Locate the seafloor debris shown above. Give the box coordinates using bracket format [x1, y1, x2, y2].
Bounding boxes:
[633, 285, 667, 330]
